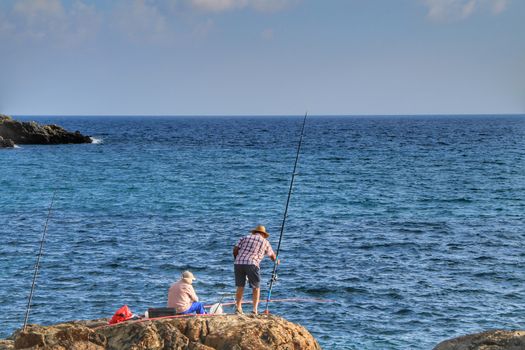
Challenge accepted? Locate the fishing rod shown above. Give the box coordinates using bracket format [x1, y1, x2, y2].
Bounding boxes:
[23, 191, 57, 331]
[264, 113, 307, 314]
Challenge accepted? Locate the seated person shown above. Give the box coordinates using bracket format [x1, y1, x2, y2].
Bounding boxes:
[167, 271, 206, 314]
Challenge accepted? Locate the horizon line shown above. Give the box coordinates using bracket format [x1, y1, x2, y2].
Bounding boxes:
[7, 113, 525, 118]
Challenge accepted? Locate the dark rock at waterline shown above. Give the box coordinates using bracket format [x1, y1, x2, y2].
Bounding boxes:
[0, 114, 92, 146]
[433, 329, 525, 350]
[0, 136, 15, 148]
[1, 314, 321, 350]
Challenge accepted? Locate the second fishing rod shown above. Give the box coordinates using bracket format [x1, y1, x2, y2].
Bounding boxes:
[264, 113, 308, 314]
[23, 191, 57, 331]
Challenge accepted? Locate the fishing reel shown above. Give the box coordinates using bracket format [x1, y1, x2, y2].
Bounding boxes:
[268, 273, 279, 285]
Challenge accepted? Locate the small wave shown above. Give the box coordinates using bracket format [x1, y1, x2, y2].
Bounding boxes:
[13, 144, 20, 148]
[319, 156, 347, 161]
[300, 287, 332, 296]
[91, 137, 103, 144]
[344, 286, 368, 294]
[394, 308, 413, 315]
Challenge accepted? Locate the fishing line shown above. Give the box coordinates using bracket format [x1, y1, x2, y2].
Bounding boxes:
[23, 191, 57, 331]
[210, 297, 335, 309]
[265, 113, 308, 314]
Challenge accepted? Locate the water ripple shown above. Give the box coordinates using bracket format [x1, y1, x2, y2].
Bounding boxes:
[1, 115, 524, 349]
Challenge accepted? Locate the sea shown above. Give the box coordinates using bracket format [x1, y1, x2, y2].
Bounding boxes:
[1, 115, 524, 349]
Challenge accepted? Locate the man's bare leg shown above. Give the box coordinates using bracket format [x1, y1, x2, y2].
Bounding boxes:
[235, 287, 244, 313]
[252, 287, 260, 314]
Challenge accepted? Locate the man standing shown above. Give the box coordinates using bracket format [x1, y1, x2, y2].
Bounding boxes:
[233, 225, 279, 315]
[167, 271, 206, 314]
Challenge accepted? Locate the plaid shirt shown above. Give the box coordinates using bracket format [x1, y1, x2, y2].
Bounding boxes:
[234, 234, 275, 267]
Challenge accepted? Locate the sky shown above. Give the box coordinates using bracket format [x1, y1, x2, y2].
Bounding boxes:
[0, 0, 524, 116]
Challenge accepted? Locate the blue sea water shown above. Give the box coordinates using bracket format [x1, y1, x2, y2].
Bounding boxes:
[1, 115, 525, 349]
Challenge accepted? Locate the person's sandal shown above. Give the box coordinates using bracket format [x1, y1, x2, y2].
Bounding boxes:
[235, 307, 244, 315]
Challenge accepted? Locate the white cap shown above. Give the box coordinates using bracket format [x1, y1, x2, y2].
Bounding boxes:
[181, 271, 196, 284]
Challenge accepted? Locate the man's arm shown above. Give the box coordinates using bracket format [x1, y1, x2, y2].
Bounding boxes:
[233, 245, 239, 258]
[267, 244, 279, 264]
[187, 285, 198, 302]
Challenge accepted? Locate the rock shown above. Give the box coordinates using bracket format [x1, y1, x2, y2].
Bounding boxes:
[0, 136, 15, 148]
[433, 329, 525, 350]
[0, 114, 92, 145]
[0, 340, 14, 350]
[11, 324, 106, 350]
[6, 314, 321, 350]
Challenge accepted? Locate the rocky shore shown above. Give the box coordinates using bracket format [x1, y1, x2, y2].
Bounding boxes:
[0, 314, 321, 350]
[0, 114, 92, 147]
[1, 315, 523, 349]
[433, 329, 525, 350]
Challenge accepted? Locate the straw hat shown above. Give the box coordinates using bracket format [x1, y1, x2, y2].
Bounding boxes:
[181, 271, 196, 284]
[251, 225, 270, 238]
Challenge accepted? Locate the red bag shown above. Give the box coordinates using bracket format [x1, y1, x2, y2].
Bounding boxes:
[109, 305, 134, 324]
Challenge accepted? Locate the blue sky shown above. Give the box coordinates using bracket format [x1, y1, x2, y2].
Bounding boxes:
[0, 0, 523, 116]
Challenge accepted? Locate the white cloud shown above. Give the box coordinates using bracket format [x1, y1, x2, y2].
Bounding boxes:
[423, 0, 509, 21]
[491, 0, 507, 13]
[189, 0, 247, 12]
[113, 0, 172, 44]
[12, 0, 67, 40]
[13, 0, 65, 19]
[0, 11, 15, 35]
[1, 0, 101, 45]
[0, 0, 299, 47]
[66, 2, 102, 44]
[187, 0, 298, 12]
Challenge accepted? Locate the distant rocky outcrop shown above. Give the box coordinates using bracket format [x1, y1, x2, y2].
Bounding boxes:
[1, 314, 321, 350]
[433, 329, 525, 350]
[0, 114, 92, 147]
